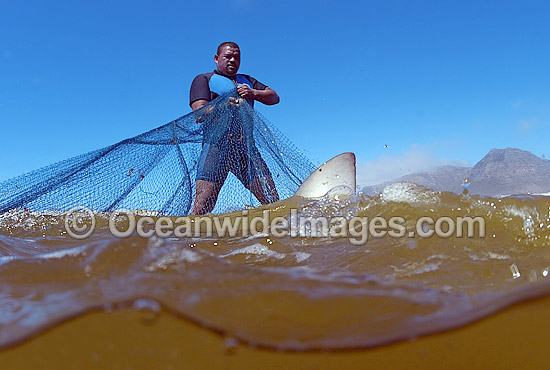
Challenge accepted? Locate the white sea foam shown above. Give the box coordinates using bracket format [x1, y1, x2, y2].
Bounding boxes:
[0, 255, 18, 266]
[224, 243, 285, 260]
[380, 183, 440, 205]
[502, 205, 537, 236]
[39, 245, 87, 260]
[294, 252, 311, 263]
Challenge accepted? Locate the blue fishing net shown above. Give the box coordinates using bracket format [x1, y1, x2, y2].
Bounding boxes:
[0, 90, 315, 215]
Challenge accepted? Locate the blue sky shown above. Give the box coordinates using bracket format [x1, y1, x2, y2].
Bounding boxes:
[1, 0, 549, 185]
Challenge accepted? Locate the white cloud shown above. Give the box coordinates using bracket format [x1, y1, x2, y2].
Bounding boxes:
[512, 99, 525, 108]
[356, 146, 468, 187]
[519, 119, 538, 134]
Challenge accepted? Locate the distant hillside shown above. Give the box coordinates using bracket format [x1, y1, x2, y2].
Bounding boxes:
[362, 148, 550, 197]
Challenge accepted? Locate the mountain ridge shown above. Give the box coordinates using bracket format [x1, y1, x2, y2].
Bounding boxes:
[362, 148, 550, 197]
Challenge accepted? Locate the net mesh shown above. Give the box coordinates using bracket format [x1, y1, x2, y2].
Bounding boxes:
[0, 90, 315, 215]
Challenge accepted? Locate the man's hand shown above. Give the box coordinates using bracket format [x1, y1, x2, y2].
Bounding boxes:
[236, 85, 280, 105]
[227, 96, 245, 107]
[237, 84, 255, 99]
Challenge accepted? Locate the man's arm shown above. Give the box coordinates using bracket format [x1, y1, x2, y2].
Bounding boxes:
[191, 99, 209, 111]
[191, 99, 213, 123]
[236, 85, 280, 105]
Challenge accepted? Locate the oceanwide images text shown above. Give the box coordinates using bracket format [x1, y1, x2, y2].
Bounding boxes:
[65, 207, 486, 245]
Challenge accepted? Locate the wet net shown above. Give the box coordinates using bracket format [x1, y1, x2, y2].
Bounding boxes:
[0, 90, 315, 215]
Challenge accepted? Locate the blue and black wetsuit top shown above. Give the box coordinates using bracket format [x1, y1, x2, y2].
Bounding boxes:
[190, 71, 267, 144]
[189, 70, 267, 108]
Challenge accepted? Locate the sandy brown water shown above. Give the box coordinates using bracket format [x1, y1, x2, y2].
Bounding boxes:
[1, 183, 550, 357]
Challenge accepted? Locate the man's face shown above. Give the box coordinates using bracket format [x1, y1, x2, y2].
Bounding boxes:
[214, 46, 240, 76]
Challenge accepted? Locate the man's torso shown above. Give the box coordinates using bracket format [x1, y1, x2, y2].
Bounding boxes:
[190, 71, 267, 107]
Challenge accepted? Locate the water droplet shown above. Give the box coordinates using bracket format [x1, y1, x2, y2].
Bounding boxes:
[133, 299, 162, 325]
[224, 336, 239, 355]
[133, 298, 161, 313]
[510, 263, 521, 279]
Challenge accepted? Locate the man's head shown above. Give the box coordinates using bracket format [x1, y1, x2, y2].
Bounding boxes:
[215, 42, 240, 77]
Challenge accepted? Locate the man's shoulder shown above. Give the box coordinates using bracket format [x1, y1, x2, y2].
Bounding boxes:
[192, 72, 257, 84]
[237, 73, 255, 82]
[192, 71, 216, 82]
[190, 72, 218, 106]
[237, 74, 267, 90]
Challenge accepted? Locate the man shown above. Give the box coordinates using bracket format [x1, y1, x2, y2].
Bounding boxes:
[189, 42, 280, 215]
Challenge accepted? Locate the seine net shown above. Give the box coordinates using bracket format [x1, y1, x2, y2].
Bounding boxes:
[0, 90, 315, 215]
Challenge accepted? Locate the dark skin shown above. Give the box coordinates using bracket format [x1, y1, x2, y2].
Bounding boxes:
[190, 46, 280, 215]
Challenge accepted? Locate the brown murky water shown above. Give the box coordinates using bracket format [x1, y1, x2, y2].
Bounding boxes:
[1, 184, 549, 351]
